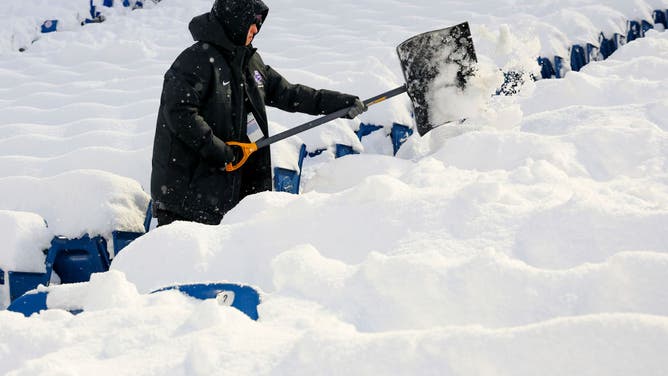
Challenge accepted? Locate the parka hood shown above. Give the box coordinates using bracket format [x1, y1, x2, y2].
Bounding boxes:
[189, 12, 237, 51]
[210, 0, 269, 46]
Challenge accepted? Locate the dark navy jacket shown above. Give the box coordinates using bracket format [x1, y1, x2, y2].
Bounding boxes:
[151, 2, 355, 224]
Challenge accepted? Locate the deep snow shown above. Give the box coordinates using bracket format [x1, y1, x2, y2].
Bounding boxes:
[1, 0, 667, 375]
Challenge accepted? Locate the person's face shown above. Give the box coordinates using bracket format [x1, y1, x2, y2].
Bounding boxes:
[245, 23, 259, 46]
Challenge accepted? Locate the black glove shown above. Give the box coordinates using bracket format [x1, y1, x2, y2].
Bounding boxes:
[230, 144, 244, 164]
[342, 97, 368, 119]
[199, 136, 236, 167]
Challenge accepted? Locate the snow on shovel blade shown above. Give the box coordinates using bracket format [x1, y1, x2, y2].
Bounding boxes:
[397, 22, 478, 136]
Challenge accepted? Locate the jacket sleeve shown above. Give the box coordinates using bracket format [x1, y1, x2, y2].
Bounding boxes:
[263, 64, 357, 116]
[160, 47, 229, 159]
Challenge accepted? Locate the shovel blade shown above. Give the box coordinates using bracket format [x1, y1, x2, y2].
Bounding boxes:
[397, 22, 478, 136]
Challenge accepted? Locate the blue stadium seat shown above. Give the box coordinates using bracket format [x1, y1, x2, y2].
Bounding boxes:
[104, 0, 142, 8]
[274, 167, 301, 194]
[627, 20, 642, 42]
[45, 235, 110, 284]
[143, 200, 153, 233]
[356, 123, 383, 140]
[6, 291, 48, 317]
[554, 56, 565, 78]
[41, 20, 58, 33]
[599, 33, 619, 59]
[152, 283, 261, 320]
[7, 271, 48, 302]
[111, 200, 153, 256]
[641, 20, 654, 34]
[654, 10, 668, 28]
[8, 282, 261, 319]
[586, 43, 599, 62]
[390, 123, 413, 155]
[307, 148, 326, 158]
[537, 57, 555, 79]
[274, 144, 308, 194]
[570, 44, 587, 72]
[111, 231, 143, 256]
[83, 0, 105, 24]
[335, 144, 357, 158]
[614, 33, 626, 49]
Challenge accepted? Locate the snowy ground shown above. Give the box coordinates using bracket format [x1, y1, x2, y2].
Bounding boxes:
[1, 0, 668, 375]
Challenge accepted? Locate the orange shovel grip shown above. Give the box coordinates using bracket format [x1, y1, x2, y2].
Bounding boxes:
[225, 142, 258, 172]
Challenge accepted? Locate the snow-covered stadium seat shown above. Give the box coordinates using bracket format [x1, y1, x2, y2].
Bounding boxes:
[335, 144, 358, 158]
[627, 20, 643, 42]
[598, 32, 625, 59]
[537, 57, 555, 79]
[152, 283, 261, 321]
[0, 211, 51, 308]
[112, 200, 153, 255]
[654, 10, 667, 29]
[0, 171, 151, 306]
[46, 235, 110, 284]
[553, 56, 565, 78]
[536, 11, 668, 82]
[570, 45, 587, 72]
[274, 145, 308, 194]
[40, 20, 58, 33]
[390, 123, 414, 155]
[641, 19, 654, 34]
[356, 123, 383, 140]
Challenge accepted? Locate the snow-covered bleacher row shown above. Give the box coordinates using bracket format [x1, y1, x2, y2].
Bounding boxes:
[7, 1, 160, 52]
[275, 123, 414, 194]
[0, 171, 151, 309]
[1, 1, 666, 312]
[0, 0, 419, 310]
[39, 0, 153, 35]
[537, 9, 667, 78]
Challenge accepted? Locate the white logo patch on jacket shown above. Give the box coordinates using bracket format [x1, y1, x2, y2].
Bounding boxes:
[253, 70, 264, 88]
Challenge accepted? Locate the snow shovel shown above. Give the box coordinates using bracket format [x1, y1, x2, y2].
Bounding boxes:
[226, 22, 477, 172]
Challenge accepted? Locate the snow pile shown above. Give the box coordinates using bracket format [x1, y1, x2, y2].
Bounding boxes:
[0, 0, 89, 52]
[0, 170, 151, 238]
[0, 0, 667, 374]
[0, 0, 161, 52]
[120, 23, 668, 376]
[0, 211, 51, 273]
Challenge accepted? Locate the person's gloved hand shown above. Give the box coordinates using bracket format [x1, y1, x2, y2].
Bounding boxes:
[229, 144, 244, 164]
[343, 97, 368, 119]
[200, 136, 238, 167]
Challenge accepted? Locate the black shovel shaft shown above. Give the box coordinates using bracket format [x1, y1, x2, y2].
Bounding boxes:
[256, 85, 407, 149]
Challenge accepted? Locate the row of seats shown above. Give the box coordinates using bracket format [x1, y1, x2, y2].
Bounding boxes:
[538, 9, 668, 79]
[0, 203, 151, 305]
[40, 0, 152, 34]
[274, 123, 413, 194]
[9, 281, 261, 320]
[2, 122, 410, 305]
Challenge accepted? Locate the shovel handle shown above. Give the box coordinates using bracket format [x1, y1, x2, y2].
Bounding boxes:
[224, 85, 408, 171]
[224, 141, 258, 172]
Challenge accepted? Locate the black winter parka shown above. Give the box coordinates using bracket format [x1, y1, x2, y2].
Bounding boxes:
[151, 1, 356, 224]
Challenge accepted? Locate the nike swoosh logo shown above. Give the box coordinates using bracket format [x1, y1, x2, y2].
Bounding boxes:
[223, 81, 230, 86]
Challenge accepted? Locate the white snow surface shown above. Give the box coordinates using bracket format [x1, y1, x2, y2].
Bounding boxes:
[1, 0, 668, 374]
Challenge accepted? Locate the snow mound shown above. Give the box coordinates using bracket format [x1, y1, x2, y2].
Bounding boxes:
[0, 169, 150, 238]
[1, 0, 667, 374]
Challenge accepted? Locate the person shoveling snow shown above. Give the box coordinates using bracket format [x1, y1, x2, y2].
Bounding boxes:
[151, 0, 479, 227]
[151, 0, 367, 226]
